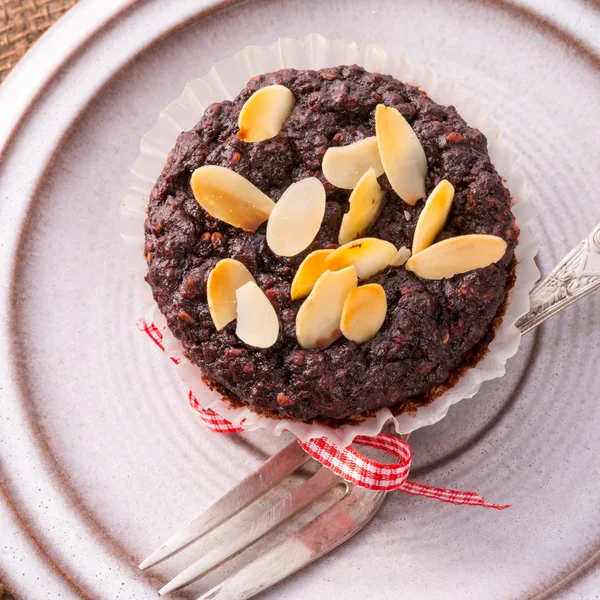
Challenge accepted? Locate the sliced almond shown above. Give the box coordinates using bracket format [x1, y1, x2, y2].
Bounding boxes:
[290, 249, 334, 300]
[412, 179, 455, 254]
[237, 85, 295, 142]
[340, 284, 387, 344]
[207, 259, 255, 330]
[338, 168, 384, 245]
[405, 234, 508, 280]
[235, 281, 279, 348]
[390, 246, 412, 267]
[266, 178, 326, 257]
[375, 104, 427, 206]
[296, 266, 358, 350]
[322, 137, 384, 189]
[325, 237, 397, 280]
[191, 166, 275, 232]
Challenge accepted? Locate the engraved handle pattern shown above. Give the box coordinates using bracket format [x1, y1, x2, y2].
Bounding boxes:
[517, 222, 600, 334]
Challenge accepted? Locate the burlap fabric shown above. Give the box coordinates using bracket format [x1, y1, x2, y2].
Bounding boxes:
[0, 0, 78, 82]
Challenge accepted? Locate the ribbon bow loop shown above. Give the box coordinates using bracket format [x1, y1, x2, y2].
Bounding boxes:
[298, 434, 412, 492]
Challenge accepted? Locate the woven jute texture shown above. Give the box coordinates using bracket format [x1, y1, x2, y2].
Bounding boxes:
[0, 581, 15, 600]
[0, 0, 79, 82]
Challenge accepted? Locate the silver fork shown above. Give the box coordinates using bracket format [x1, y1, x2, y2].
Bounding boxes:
[141, 441, 386, 599]
[139, 223, 600, 600]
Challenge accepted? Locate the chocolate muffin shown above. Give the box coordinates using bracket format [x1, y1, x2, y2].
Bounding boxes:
[144, 64, 519, 423]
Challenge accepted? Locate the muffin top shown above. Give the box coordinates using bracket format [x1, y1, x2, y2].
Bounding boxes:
[144, 64, 519, 422]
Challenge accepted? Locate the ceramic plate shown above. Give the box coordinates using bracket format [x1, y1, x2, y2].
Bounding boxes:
[1, 1, 599, 598]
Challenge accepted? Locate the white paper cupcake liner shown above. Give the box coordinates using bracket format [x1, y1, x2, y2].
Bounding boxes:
[121, 34, 539, 448]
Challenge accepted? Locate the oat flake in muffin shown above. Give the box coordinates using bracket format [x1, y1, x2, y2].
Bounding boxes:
[144, 64, 519, 423]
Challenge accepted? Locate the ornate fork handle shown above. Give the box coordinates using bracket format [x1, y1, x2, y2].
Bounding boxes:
[516, 222, 600, 334]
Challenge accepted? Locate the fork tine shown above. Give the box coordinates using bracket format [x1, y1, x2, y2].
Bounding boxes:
[139, 440, 310, 570]
[159, 466, 342, 595]
[194, 484, 387, 600]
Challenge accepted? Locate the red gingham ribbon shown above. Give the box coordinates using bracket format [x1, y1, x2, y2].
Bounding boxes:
[188, 391, 245, 434]
[136, 320, 181, 365]
[139, 319, 509, 510]
[298, 435, 508, 508]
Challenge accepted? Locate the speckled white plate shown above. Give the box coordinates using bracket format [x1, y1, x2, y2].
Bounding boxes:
[1, 1, 599, 599]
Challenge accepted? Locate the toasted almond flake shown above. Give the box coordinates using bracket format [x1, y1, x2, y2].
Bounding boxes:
[290, 249, 334, 300]
[375, 104, 427, 206]
[412, 179, 455, 254]
[235, 281, 279, 348]
[191, 166, 275, 232]
[321, 137, 384, 189]
[390, 246, 412, 267]
[404, 210, 411, 221]
[405, 234, 508, 280]
[325, 237, 397, 280]
[207, 259, 256, 330]
[237, 85, 295, 142]
[296, 267, 357, 349]
[338, 168, 384, 245]
[340, 284, 387, 343]
[266, 178, 326, 257]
